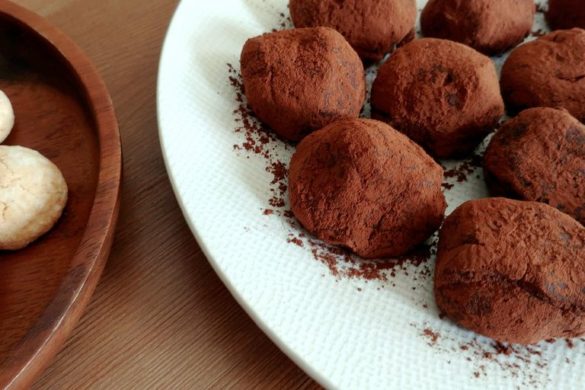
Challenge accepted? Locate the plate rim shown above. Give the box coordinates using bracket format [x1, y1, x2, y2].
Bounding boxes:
[0, 1, 122, 388]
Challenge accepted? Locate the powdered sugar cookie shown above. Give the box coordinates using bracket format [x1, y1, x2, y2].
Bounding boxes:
[0, 90, 14, 143]
[0, 145, 68, 250]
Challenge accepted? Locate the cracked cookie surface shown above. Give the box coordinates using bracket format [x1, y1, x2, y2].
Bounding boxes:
[0, 145, 68, 250]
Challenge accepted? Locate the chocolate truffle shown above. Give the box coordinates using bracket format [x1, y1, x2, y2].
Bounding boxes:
[547, 0, 585, 30]
[240, 27, 365, 142]
[289, 118, 446, 259]
[371, 38, 504, 158]
[501, 29, 585, 121]
[421, 0, 535, 55]
[435, 198, 585, 345]
[289, 0, 417, 62]
[485, 108, 585, 224]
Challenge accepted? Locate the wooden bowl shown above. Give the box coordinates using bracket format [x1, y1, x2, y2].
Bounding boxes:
[0, 2, 121, 388]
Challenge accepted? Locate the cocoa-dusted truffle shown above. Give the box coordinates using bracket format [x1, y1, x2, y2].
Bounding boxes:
[435, 198, 585, 345]
[421, 0, 535, 55]
[289, 0, 417, 62]
[240, 27, 365, 142]
[547, 0, 585, 30]
[485, 108, 585, 224]
[371, 38, 504, 158]
[501, 29, 585, 121]
[289, 118, 446, 259]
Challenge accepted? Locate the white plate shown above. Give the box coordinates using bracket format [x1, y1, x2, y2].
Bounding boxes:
[157, 1, 584, 388]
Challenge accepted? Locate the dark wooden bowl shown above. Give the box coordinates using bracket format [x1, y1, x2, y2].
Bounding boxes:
[0, 2, 121, 388]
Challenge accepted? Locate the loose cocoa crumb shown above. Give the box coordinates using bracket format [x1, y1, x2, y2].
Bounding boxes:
[525, 346, 542, 356]
[411, 321, 568, 388]
[302, 235, 437, 282]
[443, 153, 483, 183]
[423, 328, 440, 345]
[493, 342, 514, 355]
[278, 12, 292, 29]
[287, 235, 304, 247]
[267, 161, 287, 184]
[565, 339, 575, 349]
[269, 197, 286, 208]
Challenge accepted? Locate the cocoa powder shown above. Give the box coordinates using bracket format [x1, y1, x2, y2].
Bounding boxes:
[371, 38, 504, 158]
[435, 198, 585, 344]
[290, 0, 417, 62]
[289, 118, 446, 259]
[240, 27, 365, 142]
[421, 0, 535, 55]
[501, 29, 585, 122]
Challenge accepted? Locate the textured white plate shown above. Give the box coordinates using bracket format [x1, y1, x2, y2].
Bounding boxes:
[158, 1, 584, 388]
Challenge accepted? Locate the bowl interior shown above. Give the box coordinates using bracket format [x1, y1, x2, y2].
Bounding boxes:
[0, 12, 100, 364]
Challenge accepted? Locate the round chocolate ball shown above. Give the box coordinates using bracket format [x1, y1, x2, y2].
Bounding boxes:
[435, 198, 585, 344]
[501, 29, 585, 122]
[289, 118, 446, 259]
[421, 0, 535, 55]
[289, 0, 417, 62]
[547, 0, 585, 30]
[240, 27, 365, 142]
[371, 38, 504, 158]
[484, 107, 585, 225]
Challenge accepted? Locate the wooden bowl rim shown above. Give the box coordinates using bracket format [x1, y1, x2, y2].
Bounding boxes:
[0, 1, 122, 388]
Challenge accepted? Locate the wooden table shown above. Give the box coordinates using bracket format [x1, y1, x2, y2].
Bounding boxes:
[11, 1, 318, 388]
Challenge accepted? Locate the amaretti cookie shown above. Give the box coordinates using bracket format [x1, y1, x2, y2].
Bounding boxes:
[501, 29, 585, 121]
[0, 146, 68, 250]
[484, 108, 585, 224]
[435, 198, 585, 344]
[421, 0, 534, 55]
[289, 0, 417, 62]
[0, 90, 14, 143]
[547, 0, 585, 30]
[289, 118, 446, 259]
[371, 38, 504, 158]
[240, 27, 365, 142]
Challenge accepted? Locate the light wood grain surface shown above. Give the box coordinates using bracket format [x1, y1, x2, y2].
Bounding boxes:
[9, 1, 318, 388]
